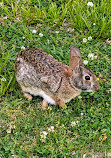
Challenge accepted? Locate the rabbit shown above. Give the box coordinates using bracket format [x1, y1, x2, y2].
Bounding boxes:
[15, 46, 100, 109]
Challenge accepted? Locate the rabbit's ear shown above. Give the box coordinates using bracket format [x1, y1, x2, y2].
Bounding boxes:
[69, 46, 82, 70]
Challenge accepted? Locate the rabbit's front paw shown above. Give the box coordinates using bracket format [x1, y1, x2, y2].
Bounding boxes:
[42, 100, 47, 110]
[56, 100, 67, 108]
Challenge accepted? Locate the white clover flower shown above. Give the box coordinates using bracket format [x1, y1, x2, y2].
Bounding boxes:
[40, 131, 48, 140]
[47, 106, 52, 110]
[22, 36, 25, 39]
[78, 96, 82, 99]
[40, 135, 47, 142]
[106, 38, 111, 44]
[67, 28, 70, 32]
[55, 31, 59, 34]
[1, 78, 6, 81]
[0, 2, 3, 7]
[50, 126, 54, 132]
[3, 16, 7, 19]
[40, 134, 47, 139]
[7, 129, 11, 133]
[32, 29, 37, 33]
[81, 112, 84, 116]
[71, 121, 79, 127]
[42, 131, 48, 136]
[93, 23, 96, 25]
[107, 89, 111, 93]
[83, 38, 87, 43]
[71, 121, 76, 127]
[48, 128, 51, 132]
[88, 53, 94, 60]
[67, 28, 74, 32]
[13, 125, 16, 129]
[94, 55, 97, 59]
[21, 46, 25, 50]
[48, 126, 54, 132]
[88, 36, 92, 41]
[39, 33, 43, 37]
[17, 0, 20, 4]
[50, 126, 54, 130]
[87, 2, 93, 7]
[83, 60, 88, 65]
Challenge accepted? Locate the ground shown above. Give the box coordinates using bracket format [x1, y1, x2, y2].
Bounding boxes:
[0, 0, 111, 157]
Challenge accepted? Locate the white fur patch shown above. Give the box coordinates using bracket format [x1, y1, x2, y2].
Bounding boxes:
[39, 91, 55, 105]
[21, 86, 55, 105]
[85, 82, 95, 92]
[85, 89, 94, 92]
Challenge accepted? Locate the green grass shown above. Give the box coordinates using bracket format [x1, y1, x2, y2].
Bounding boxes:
[1, 0, 111, 38]
[0, 0, 111, 157]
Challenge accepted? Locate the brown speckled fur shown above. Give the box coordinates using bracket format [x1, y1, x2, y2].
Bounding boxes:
[15, 46, 100, 108]
[15, 48, 65, 75]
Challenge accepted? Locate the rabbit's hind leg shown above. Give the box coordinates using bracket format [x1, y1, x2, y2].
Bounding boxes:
[23, 92, 32, 100]
[18, 83, 33, 100]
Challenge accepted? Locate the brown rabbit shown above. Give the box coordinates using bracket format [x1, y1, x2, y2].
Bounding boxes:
[15, 46, 100, 109]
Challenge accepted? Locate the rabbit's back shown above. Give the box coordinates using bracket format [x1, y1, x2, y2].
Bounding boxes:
[15, 48, 65, 75]
[15, 48, 67, 94]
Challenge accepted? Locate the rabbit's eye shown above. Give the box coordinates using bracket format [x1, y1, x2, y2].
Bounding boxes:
[85, 76, 90, 80]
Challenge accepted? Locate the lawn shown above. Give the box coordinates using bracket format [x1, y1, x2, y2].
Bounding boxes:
[0, 0, 111, 157]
